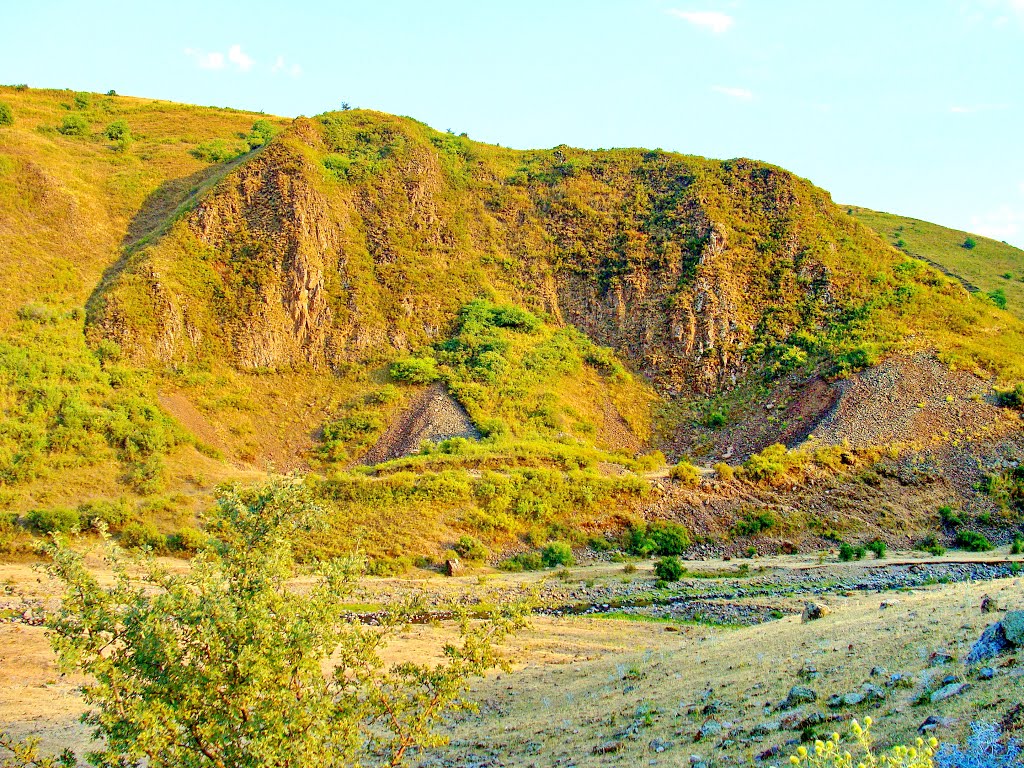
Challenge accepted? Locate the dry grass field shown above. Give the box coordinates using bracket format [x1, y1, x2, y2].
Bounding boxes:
[2, 549, 1022, 766]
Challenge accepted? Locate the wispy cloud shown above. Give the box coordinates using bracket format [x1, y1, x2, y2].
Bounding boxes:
[184, 48, 225, 70]
[667, 9, 734, 34]
[271, 55, 303, 77]
[971, 205, 1024, 243]
[227, 44, 254, 72]
[712, 85, 753, 100]
[184, 44, 254, 72]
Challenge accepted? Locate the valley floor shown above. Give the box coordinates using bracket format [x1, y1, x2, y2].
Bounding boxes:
[1, 551, 1022, 767]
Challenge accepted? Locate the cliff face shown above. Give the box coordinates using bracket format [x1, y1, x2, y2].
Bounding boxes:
[88, 111, 898, 392]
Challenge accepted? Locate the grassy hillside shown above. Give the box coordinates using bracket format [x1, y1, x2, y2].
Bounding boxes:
[1, 87, 1023, 564]
[849, 205, 1024, 321]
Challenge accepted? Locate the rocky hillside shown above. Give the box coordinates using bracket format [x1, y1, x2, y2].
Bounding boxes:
[87, 109, 1024, 396]
[2, 86, 1023, 562]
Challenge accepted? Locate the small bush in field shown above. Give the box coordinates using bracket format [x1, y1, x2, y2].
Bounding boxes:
[1011, 534, 1024, 555]
[714, 462, 735, 481]
[867, 539, 887, 559]
[838, 541, 866, 561]
[994, 382, 1024, 408]
[654, 556, 684, 582]
[541, 541, 574, 567]
[0, 101, 13, 126]
[499, 551, 543, 571]
[732, 509, 776, 537]
[962, 236, 977, 250]
[918, 534, 946, 556]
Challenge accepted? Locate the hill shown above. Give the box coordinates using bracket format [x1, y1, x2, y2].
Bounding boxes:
[848, 205, 1024, 321]
[1, 86, 1023, 566]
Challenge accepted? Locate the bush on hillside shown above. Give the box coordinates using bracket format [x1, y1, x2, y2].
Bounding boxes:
[624, 520, 691, 557]
[962, 236, 977, 250]
[669, 460, 700, 486]
[743, 443, 806, 482]
[866, 539, 887, 558]
[389, 356, 440, 384]
[104, 120, 130, 141]
[988, 288, 1007, 310]
[453, 535, 488, 562]
[838, 541, 867, 561]
[498, 551, 544, 571]
[731, 508, 776, 537]
[0, 101, 13, 126]
[57, 115, 89, 136]
[954, 529, 993, 552]
[25, 507, 80, 534]
[191, 138, 248, 163]
[246, 119, 277, 149]
[994, 382, 1024, 408]
[166, 526, 208, 554]
[118, 522, 166, 552]
[78, 498, 132, 531]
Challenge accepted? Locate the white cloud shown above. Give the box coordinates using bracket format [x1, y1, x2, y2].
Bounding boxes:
[227, 44, 254, 72]
[971, 204, 1024, 244]
[272, 55, 303, 77]
[184, 44, 253, 72]
[712, 85, 753, 100]
[667, 9, 734, 34]
[184, 48, 225, 70]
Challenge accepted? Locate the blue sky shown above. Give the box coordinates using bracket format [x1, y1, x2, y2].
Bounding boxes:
[4, 0, 1023, 247]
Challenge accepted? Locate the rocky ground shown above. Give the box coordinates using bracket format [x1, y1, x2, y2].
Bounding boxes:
[1, 549, 1022, 767]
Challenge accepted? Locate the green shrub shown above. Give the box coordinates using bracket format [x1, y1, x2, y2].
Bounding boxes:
[78, 498, 132, 531]
[867, 539, 887, 559]
[703, 409, 727, 429]
[994, 383, 1024, 408]
[453, 535, 488, 562]
[389, 356, 440, 384]
[72, 91, 92, 109]
[540, 541, 574, 567]
[938, 505, 962, 526]
[24, 507, 80, 534]
[654, 555, 685, 582]
[104, 120, 130, 141]
[669, 460, 700, 486]
[0, 101, 13, 126]
[743, 444, 804, 482]
[838, 541, 866, 561]
[499, 551, 543, 571]
[731, 509, 776, 537]
[713, 462, 735, 481]
[191, 138, 248, 163]
[988, 288, 1008, 309]
[963, 236, 977, 250]
[119, 522, 167, 552]
[955, 529, 993, 552]
[167, 526, 207, 554]
[57, 114, 89, 136]
[918, 534, 945, 556]
[624, 520, 691, 556]
[1011, 534, 1024, 555]
[246, 119, 277, 149]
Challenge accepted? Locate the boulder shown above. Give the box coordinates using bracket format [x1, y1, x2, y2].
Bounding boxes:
[443, 558, 464, 577]
[801, 602, 831, 622]
[930, 682, 971, 703]
[781, 686, 818, 709]
[966, 621, 1012, 664]
[1002, 610, 1024, 645]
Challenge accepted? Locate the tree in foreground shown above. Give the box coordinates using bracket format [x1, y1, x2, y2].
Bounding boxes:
[31, 478, 526, 768]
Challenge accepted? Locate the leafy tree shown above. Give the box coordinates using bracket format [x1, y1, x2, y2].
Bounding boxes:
[540, 541, 574, 567]
[43, 478, 525, 768]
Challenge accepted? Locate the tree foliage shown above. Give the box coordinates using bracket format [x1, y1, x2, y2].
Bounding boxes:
[42, 479, 526, 768]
